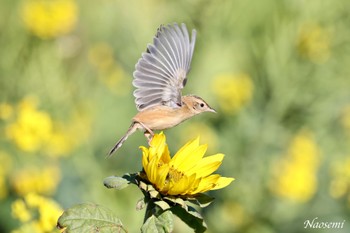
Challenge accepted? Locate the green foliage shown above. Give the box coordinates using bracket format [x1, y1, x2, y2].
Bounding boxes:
[59, 173, 213, 232]
[172, 205, 207, 233]
[187, 193, 215, 208]
[141, 211, 174, 233]
[103, 173, 136, 190]
[57, 203, 126, 233]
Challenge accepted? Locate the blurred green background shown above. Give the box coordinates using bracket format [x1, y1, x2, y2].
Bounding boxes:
[1, 0, 350, 232]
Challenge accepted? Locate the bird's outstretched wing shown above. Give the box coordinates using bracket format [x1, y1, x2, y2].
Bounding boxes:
[133, 23, 196, 111]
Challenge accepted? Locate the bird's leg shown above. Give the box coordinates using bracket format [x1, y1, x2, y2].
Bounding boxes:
[144, 131, 153, 145]
[138, 122, 154, 145]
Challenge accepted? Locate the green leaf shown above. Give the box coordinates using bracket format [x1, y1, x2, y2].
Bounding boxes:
[104, 173, 138, 190]
[149, 190, 161, 199]
[121, 173, 138, 184]
[188, 193, 215, 208]
[164, 196, 186, 208]
[57, 203, 127, 233]
[172, 205, 207, 233]
[141, 210, 173, 233]
[154, 201, 171, 210]
[103, 176, 130, 190]
[138, 179, 162, 199]
[139, 180, 149, 191]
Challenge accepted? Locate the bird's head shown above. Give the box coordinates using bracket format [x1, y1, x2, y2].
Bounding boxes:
[182, 95, 216, 115]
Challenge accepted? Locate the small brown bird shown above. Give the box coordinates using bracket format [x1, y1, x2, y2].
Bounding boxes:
[108, 23, 215, 156]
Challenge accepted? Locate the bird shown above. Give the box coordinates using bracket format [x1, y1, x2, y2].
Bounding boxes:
[108, 22, 216, 156]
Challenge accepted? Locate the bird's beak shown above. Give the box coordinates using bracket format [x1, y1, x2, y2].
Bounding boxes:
[208, 107, 216, 113]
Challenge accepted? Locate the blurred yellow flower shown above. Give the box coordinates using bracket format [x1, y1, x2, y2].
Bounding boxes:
[12, 199, 31, 222]
[0, 103, 13, 120]
[21, 0, 78, 39]
[5, 97, 85, 157]
[212, 73, 253, 114]
[270, 130, 320, 202]
[298, 23, 331, 63]
[12, 193, 63, 233]
[329, 158, 350, 199]
[140, 132, 234, 196]
[6, 97, 53, 152]
[11, 165, 61, 196]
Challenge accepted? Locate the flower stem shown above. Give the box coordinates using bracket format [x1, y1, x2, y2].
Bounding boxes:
[143, 199, 161, 223]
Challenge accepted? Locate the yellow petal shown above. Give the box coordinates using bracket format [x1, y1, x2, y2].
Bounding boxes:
[188, 161, 221, 178]
[150, 132, 165, 147]
[186, 177, 202, 195]
[160, 145, 171, 164]
[211, 177, 235, 190]
[168, 174, 196, 195]
[186, 153, 224, 177]
[195, 174, 220, 193]
[184, 174, 199, 195]
[149, 132, 166, 160]
[147, 155, 160, 185]
[155, 164, 169, 190]
[175, 144, 208, 172]
[171, 137, 199, 166]
[171, 137, 207, 171]
[140, 146, 149, 168]
[143, 159, 153, 183]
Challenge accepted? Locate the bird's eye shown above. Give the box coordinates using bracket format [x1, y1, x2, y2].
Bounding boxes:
[200, 103, 205, 108]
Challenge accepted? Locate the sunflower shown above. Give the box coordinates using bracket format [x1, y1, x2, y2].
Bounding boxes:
[140, 132, 234, 196]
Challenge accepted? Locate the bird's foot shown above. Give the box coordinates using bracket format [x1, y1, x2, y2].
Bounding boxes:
[144, 131, 154, 145]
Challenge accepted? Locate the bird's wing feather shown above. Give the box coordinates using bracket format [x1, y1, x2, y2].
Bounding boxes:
[133, 23, 196, 111]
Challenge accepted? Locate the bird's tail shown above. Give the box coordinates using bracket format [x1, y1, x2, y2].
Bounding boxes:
[107, 122, 139, 157]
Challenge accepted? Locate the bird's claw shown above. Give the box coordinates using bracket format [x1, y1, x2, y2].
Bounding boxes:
[144, 131, 154, 145]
